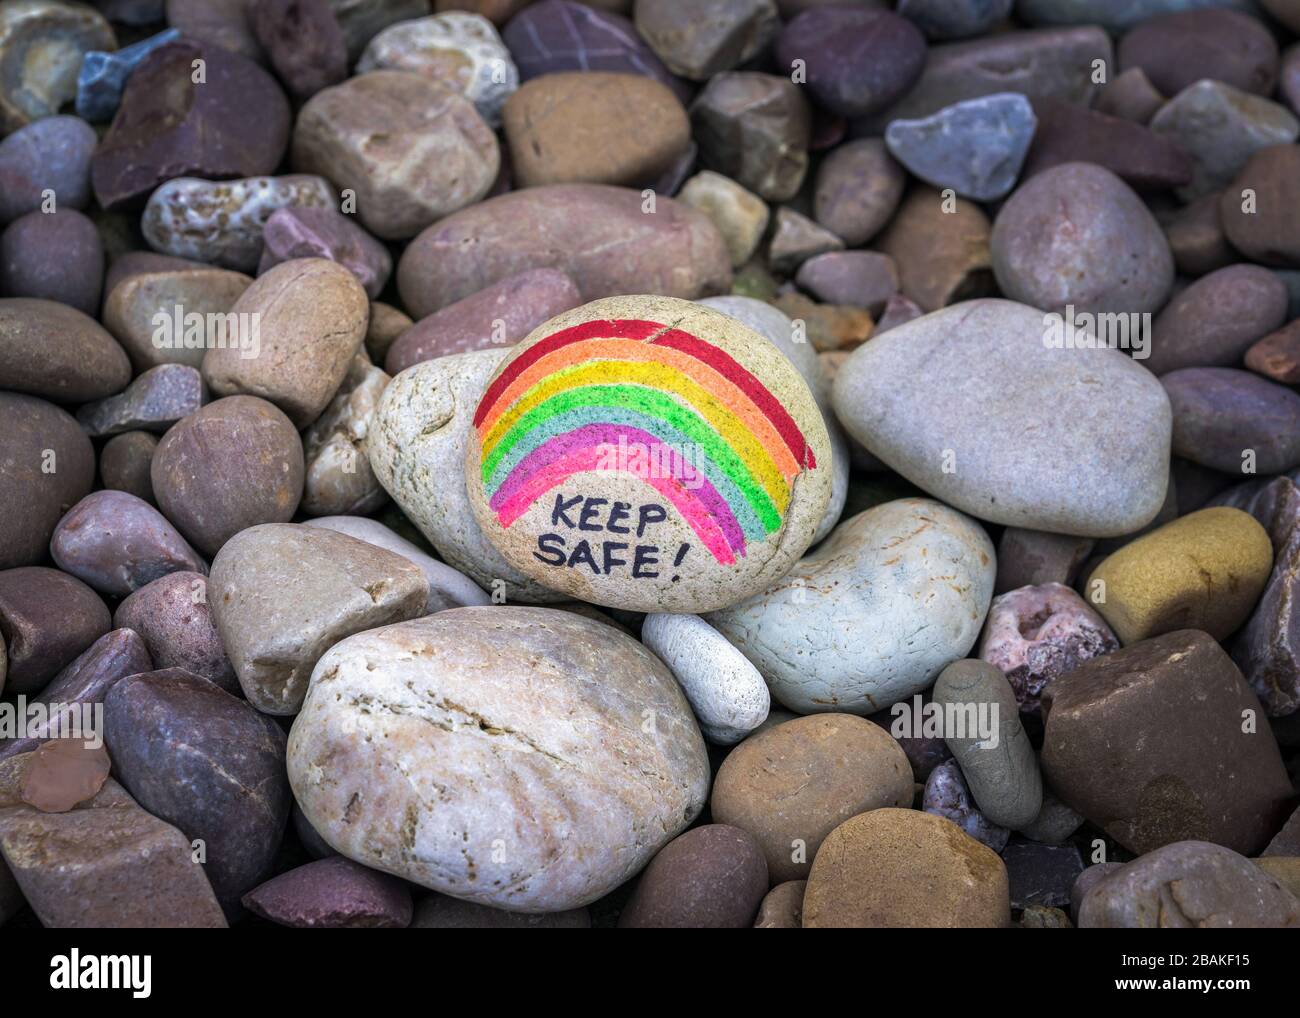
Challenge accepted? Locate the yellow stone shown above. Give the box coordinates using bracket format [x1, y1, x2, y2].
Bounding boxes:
[1085, 506, 1272, 645]
[1256, 857, 1300, 901]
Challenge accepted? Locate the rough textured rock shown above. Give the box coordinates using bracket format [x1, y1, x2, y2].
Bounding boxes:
[641, 613, 768, 744]
[690, 72, 812, 203]
[767, 207, 844, 275]
[931, 659, 1042, 828]
[712, 714, 913, 881]
[241, 856, 413, 928]
[113, 572, 236, 693]
[1079, 840, 1300, 928]
[287, 608, 710, 911]
[76, 27, 181, 123]
[208, 523, 429, 715]
[91, 39, 290, 211]
[293, 70, 499, 241]
[832, 299, 1172, 537]
[151, 396, 305, 558]
[463, 295, 833, 613]
[397, 184, 731, 318]
[104, 668, 291, 909]
[357, 12, 519, 127]
[707, 498, 995, 714]
[0, 2, 116, 135]
[0, 757, 225, 928]
[979, 583, 1118, 712]
[1041, 629, 1293, 856]
[803, 809, 1010, 928]
[142, 175, 335, 272]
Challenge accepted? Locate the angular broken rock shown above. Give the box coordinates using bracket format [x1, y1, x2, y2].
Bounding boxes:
[103, 668, 291, 910]
[1042, 630, 1293, 856]
[76, 364, 207, 438]
[208, 523, 430, 714]
[0, 753, 226, 927]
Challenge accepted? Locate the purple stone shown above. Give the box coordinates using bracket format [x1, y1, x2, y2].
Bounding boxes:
[241, 856, 412, 928]
[979, 582, 1118, 713]
[0, 209, 104, 315]
[258, 206, 392, 299]
[502, 0, 692, 104]
[923, 759, 1010, 852]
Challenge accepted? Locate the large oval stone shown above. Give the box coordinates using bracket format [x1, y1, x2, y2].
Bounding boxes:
[464, 295, 833, 613]
[706, 498, 995, 714]
[396, 184, 731, 318]
[831, 298, 1172, 537]
[286, 607, 710, 911]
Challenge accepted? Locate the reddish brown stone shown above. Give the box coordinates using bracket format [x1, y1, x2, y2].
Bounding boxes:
[0, 568, 109, 695]
[1247, 319, 1300, 384]
[1042, 629, 1293, 856]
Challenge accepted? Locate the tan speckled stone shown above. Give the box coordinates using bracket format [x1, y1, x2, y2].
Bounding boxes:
[1086, 507, 1273, 644]
[208, 523, 429, 715]
[712, 714, 913, 882]
[287, 607, 710, 911]
[754, 880, 806, 928]
[803, 808, 1010, 927]
[465, 295, 833, 613]
[103, 269, 254, 372]
[204, 258, 369, 428]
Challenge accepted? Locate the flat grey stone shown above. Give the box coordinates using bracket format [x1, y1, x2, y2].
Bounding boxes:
[885, 93, 1036, 201]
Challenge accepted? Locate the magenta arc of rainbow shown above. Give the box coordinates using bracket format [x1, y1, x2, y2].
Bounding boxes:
[473, 318, 817, 566]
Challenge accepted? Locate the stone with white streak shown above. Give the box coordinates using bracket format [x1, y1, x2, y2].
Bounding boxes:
[642, 612, 769, 744]
[287, 607, 710, 911]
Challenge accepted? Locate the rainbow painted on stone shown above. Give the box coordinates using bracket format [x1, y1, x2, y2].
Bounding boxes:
[473, 318, 818, 566]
